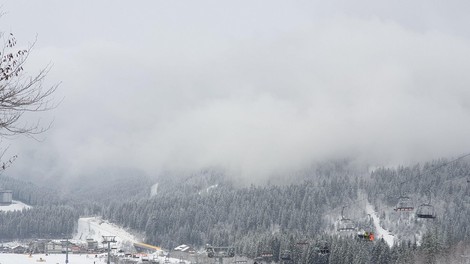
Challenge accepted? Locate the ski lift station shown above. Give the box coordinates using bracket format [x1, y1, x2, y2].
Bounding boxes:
[0, 190, 12, 205]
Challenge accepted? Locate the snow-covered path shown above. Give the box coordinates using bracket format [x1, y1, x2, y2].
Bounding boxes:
[365, 201, 395, 247]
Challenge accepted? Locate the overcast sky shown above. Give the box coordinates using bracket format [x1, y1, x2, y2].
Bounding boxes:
[2, 0, 470, 183]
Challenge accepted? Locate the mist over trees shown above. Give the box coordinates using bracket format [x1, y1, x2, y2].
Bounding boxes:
[88, 159, 470, 263]
[2, 157, 470, 263]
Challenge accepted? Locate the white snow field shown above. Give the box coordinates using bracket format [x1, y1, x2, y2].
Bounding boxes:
[365, 201, 395, 247]
[0, 253, 194, 264]
[0, 253, 103, 264]
[0, 253, 191, 264]
[0, 200, 31, 212]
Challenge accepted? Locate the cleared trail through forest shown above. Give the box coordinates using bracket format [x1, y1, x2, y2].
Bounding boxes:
[365, 201, 395, 247]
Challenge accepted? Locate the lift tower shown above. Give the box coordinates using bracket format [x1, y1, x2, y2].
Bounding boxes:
[102, 236, 117, 264]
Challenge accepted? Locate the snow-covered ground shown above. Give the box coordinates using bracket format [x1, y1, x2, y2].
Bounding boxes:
[198, 184, 218, 195]
[0, 253, 194, 264]
[0, 200, 31, 212]
[0, 253, 101, 264]
[150, 183, 159, 197]
[365, 201, 395, 247]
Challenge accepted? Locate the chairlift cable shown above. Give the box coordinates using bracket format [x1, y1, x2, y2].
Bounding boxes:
[322, 152, 470, 229]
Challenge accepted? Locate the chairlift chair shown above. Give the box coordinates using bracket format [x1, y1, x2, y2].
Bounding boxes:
[416, 203, 436, 219]
[395, 182, 414, 211]
[206, 247, 214, 258]
[280, 250, 292, 261]
[316, 241, 330, 255]
[337, 206, 356, 232]
[395, 196, 414, 211]
[416, 191, 437, 219]
[357, 231, 375, 241]
[228, 247, 235, 258]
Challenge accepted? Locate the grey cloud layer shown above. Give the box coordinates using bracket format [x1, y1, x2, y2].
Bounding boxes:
[3, 1, 470, 182]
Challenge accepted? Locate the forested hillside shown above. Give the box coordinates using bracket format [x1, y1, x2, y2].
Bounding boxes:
[0, 205, 78, 239]
[366, 159, 470, 244]
[3, 158, 470, 263]
[0, 175, 79, 239]
[0, 175, 63, 205]
[97, 159, 470, 263]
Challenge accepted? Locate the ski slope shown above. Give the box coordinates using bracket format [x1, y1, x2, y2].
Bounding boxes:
[74, 217, 142, 250]
[365, 201, 395, 247]
[72, 217, 189, 263]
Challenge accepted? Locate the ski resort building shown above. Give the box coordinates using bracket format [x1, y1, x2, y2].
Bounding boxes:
[86, 238, 98, 251]
[172, 244, 196, 260]
[133, 242, 161, 253]
[0, 190, 12, 205]
[45, 242, 63, 254]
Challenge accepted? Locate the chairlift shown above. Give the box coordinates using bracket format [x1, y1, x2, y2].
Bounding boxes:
[206, 246, 214, 258]
[337, 206, 356, 232]
[357, 231, 375, 241]
[395, 196, 414, 211]
[280, 250, 292, 261]
[416, 203, 436, 219]
[416, 192, 437, 219]
[395, 182, 414, 211]
[316, 241, 330, 255]
[260, 251, 273, 259]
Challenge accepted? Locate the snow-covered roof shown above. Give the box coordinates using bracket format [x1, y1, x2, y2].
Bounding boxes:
[174, 244, 191, 252]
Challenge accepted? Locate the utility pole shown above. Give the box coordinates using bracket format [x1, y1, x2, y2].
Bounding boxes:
[60, 238, 70, 264]
[102, 236, 117, 264]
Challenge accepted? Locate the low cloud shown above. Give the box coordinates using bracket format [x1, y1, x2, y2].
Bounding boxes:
[4, 2, 470, 183]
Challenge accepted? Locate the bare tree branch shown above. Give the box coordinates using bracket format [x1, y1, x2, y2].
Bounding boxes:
[0, 33, 58, 137]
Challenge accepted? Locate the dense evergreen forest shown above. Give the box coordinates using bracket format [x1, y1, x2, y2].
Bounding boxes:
[98, 159, 470, 263]
[2, 159, 470, 263]
[0, 175, 80, 241]
[0, 206, 78, 240]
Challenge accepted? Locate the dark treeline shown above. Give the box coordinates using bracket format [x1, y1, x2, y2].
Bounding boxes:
[0, 175, 63, 205]
[0, 205, 78, 240]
